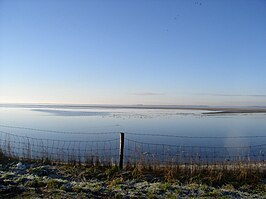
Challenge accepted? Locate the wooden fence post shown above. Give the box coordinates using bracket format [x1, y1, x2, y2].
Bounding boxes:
[119, 132, 125, 169]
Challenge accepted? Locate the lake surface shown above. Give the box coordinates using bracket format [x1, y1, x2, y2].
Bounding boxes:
[1, 105, 266, 163]
[1, 105, 266, 147]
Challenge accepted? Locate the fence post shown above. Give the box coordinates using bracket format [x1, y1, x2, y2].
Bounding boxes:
[119, 132, 125, 169]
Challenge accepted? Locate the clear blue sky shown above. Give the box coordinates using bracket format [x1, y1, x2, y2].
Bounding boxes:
[0, 0, 266, 106]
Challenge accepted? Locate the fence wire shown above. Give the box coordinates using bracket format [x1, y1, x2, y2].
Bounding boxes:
[124, 138, 266, 166]
[0, 124, 120, 135]
[0, 130, 119, 165]
[0, 126, 265, 167]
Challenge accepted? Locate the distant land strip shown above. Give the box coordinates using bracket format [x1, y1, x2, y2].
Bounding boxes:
[1, 103, 266, 114]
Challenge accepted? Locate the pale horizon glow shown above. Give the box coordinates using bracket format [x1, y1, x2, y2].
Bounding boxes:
[1, 0, 266, 106]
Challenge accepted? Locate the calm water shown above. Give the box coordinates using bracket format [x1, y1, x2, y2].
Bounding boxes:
[1, 105, 266, 147]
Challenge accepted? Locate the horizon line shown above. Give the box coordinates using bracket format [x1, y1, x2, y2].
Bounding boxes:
[1, 102, 266, 108]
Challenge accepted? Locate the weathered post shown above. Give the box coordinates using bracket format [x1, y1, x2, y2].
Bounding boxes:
[119, 132, 125, 169]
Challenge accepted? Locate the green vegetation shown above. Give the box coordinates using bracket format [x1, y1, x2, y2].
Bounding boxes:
[0, 157, 265, 198]
[1, 125, 265, 198]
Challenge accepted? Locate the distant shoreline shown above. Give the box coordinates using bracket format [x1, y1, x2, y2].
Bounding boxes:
[201, 109, 266, 114]
[1, 103, 266, 114]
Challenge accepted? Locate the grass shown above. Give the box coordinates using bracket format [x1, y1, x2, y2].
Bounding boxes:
[1, 145, 265, 187]
[0, 158, 265, 198]
[0, 142, 265, 198]
[124, 161, 266, 187]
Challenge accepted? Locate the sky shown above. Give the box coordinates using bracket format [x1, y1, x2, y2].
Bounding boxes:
[0, 0, 266, 106]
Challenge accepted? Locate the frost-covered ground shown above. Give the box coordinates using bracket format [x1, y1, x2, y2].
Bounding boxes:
[0, 161, 265, 198]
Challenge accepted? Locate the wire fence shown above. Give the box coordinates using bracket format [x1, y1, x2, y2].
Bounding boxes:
[0, 125, 265, 167]
[124, 139, 265, 166]
[0, 130, 120, 165]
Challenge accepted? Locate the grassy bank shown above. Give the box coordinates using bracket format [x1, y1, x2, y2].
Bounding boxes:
[0, 152, 265, 198]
